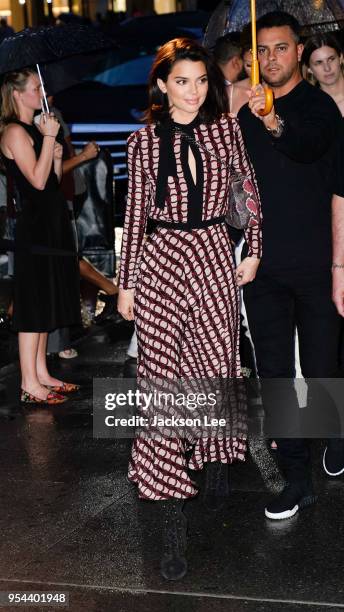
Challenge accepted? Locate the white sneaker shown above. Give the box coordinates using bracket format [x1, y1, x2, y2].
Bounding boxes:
[323, 440, 344, 476]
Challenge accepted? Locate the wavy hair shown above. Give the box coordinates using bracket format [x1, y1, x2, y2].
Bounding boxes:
[143, 38, 228, 125]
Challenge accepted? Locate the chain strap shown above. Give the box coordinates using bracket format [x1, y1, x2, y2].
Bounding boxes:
[173, 127, 245, 182]
[173, 127, 225, 165]
[172, 127, 256, 231]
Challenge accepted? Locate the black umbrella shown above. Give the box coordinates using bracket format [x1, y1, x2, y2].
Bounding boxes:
[41, 48, 119, 96]
[204, 0, 344, 48]
[0, 24, 114, 111]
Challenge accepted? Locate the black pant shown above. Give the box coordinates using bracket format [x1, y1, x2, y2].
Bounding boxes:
[244, 267, 341, 483]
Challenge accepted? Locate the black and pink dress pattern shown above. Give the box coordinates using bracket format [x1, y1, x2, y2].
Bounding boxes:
[119, 114, 262, 500]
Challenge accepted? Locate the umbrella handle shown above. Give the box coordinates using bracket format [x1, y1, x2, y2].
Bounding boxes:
[36, 64, 49, 114]
[251, 60, 274, 116]
[250, 0, 274, 116]
[259, 88, 274, 116]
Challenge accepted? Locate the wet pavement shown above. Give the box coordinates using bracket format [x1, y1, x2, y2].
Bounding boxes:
[1, 319, 344, 612]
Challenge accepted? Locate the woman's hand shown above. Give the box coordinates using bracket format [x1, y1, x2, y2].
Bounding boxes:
[53, 142, 63, 160]
[235, 256, 260, 287]
[81, 141, 100, 162]
[39, 112, 60, 138]
[117, 288, 135, 321]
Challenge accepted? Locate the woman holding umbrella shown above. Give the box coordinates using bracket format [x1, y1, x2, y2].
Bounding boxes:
[0, 68, 81, 403]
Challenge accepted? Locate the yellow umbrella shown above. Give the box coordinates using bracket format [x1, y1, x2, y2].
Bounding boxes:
[250, 0, 274, 115]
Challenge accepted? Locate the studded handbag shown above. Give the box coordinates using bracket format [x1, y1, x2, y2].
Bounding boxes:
[174, 127, 259, 230]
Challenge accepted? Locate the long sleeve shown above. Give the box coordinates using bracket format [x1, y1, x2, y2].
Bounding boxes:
[118, 131, 150, 289]
[231, 120, 262, 258]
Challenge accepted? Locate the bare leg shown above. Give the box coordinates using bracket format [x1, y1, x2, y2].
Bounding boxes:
[79, 258, 118, 295]
[36, 332, 64, 387]
[19, 332, 50, 400]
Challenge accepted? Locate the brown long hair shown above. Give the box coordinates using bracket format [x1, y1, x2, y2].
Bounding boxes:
[143, 37, 228, 125]
[301, 33, 343, 85]
[0, 68, 37, 132]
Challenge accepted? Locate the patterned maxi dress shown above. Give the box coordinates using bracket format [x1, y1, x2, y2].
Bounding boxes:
[119, 114, 262, 500]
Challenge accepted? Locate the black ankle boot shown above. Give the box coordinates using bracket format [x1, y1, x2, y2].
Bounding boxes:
[203, 462, 230, 511]
[160, 499, 188, 581]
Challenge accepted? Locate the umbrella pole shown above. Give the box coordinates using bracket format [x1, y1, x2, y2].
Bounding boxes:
[250, 0, 274, 115]
[36, 63, 49, 114]
[250, 0, 260, 87]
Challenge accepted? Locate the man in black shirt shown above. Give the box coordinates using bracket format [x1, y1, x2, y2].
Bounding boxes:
[238, 11, 343, 519]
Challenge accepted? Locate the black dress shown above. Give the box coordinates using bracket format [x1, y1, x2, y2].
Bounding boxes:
[3, 120, 80, 332]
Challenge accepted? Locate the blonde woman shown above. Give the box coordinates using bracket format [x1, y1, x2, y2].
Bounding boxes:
[0, 69, 80, 404]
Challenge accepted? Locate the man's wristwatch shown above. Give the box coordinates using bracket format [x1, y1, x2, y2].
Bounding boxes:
[266, 114, 285, 138]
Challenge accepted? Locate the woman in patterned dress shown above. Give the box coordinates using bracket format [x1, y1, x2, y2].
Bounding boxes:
[118, 38, 262, 580]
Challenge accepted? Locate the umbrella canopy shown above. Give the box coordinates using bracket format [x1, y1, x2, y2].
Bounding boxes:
[0, 24, 114, 75]
[41, 55, 92, 96]
[41, 47, 119, 96]
[204, 0, 344, 47]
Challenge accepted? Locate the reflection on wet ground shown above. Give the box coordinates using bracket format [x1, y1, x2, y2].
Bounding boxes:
[0, 319, 343, 611]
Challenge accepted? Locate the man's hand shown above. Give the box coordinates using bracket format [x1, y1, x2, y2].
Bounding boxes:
[118, 288, 135, 320]
[236, 256, 260, 287]
[248, 84, 277, 131]
[332, 268, 344, 317]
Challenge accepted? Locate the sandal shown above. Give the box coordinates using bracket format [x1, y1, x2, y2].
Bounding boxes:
[20, 389, 68, 405]
[47, 382, 80, 393]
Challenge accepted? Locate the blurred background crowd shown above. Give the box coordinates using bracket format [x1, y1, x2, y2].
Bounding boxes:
[0, 0, 343, 370]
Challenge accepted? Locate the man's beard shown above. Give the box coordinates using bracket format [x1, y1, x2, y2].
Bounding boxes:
[261, 65, 297, 88]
